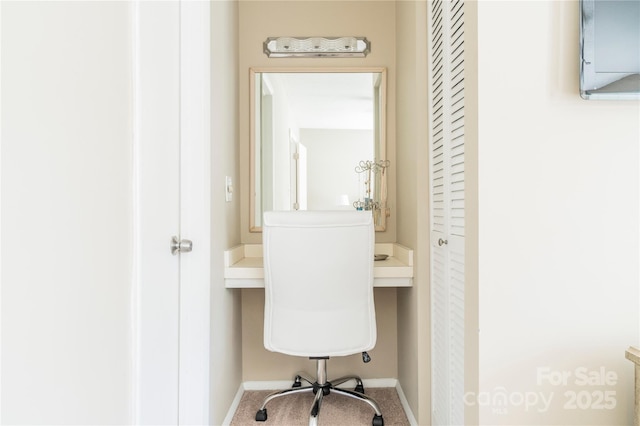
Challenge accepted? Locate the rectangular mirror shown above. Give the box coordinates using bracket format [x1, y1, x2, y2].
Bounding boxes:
[250, 67, 388, 232]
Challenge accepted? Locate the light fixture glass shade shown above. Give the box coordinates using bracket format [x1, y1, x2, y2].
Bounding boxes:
[264, 37, 371, 58]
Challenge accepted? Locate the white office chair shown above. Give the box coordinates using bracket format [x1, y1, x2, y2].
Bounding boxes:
[255, 211, 384, 426]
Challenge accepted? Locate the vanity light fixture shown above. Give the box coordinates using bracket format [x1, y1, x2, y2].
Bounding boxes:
[263, 36, 371, 58]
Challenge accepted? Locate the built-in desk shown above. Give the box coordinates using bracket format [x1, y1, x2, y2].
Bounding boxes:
[224, 243, 414, 288]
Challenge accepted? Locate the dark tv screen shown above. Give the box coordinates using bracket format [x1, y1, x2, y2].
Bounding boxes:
[580, 0, 640, 100]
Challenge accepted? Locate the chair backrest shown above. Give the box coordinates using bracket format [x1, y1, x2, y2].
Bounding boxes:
[262, 210, 376, 357]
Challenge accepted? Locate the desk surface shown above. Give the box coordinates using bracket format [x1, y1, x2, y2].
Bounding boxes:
[224, 243, 413, 288]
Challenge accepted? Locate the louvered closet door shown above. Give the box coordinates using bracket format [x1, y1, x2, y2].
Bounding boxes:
[429, 0, 465, 425]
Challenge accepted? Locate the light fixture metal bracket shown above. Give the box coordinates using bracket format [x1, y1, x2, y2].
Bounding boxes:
[263, 36, 371, 58]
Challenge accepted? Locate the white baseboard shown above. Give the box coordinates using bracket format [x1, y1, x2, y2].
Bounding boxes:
[394, 381, 418, 426]
[221, 384, 245, 426]
[242, 380, 295, 391]
[222, 378, 418, 426]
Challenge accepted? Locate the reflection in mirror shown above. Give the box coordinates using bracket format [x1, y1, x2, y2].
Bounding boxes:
[250, 68, 388, 232]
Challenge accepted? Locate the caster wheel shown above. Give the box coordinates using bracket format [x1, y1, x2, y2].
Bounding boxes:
[354, 383, 365, 394]
[255, 409, 267, 422]
[372, 414, 384, 426]
[311, 400, 320, 417]
[292, 376, 302, 388]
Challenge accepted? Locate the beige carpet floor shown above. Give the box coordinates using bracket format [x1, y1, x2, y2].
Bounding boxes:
[230, 387, 410, 426]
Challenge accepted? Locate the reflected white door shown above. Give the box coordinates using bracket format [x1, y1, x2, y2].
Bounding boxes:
[298, 143, 308, 210]
[290, 139, 308, 211]
[261, 91, 274, 214]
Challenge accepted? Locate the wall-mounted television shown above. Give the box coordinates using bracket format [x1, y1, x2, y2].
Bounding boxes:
[580, 0, 640, 100]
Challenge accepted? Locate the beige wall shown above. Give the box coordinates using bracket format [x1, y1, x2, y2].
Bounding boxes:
[239, 0, 397, 244]
[395, 0, 431, 424]
[210, 1, 243, 424]
[474, 1, 639, 424]
[242, 288, 398, 380]
[238, 0, 401, 382]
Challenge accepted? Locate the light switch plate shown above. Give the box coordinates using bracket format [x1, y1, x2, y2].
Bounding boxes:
[225, 176, 233, 202]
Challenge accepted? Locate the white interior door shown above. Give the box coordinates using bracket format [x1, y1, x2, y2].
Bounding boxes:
[176, 2, 211, 423]
[134, 3, 181, 423]
[134, 2, 210, 424]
